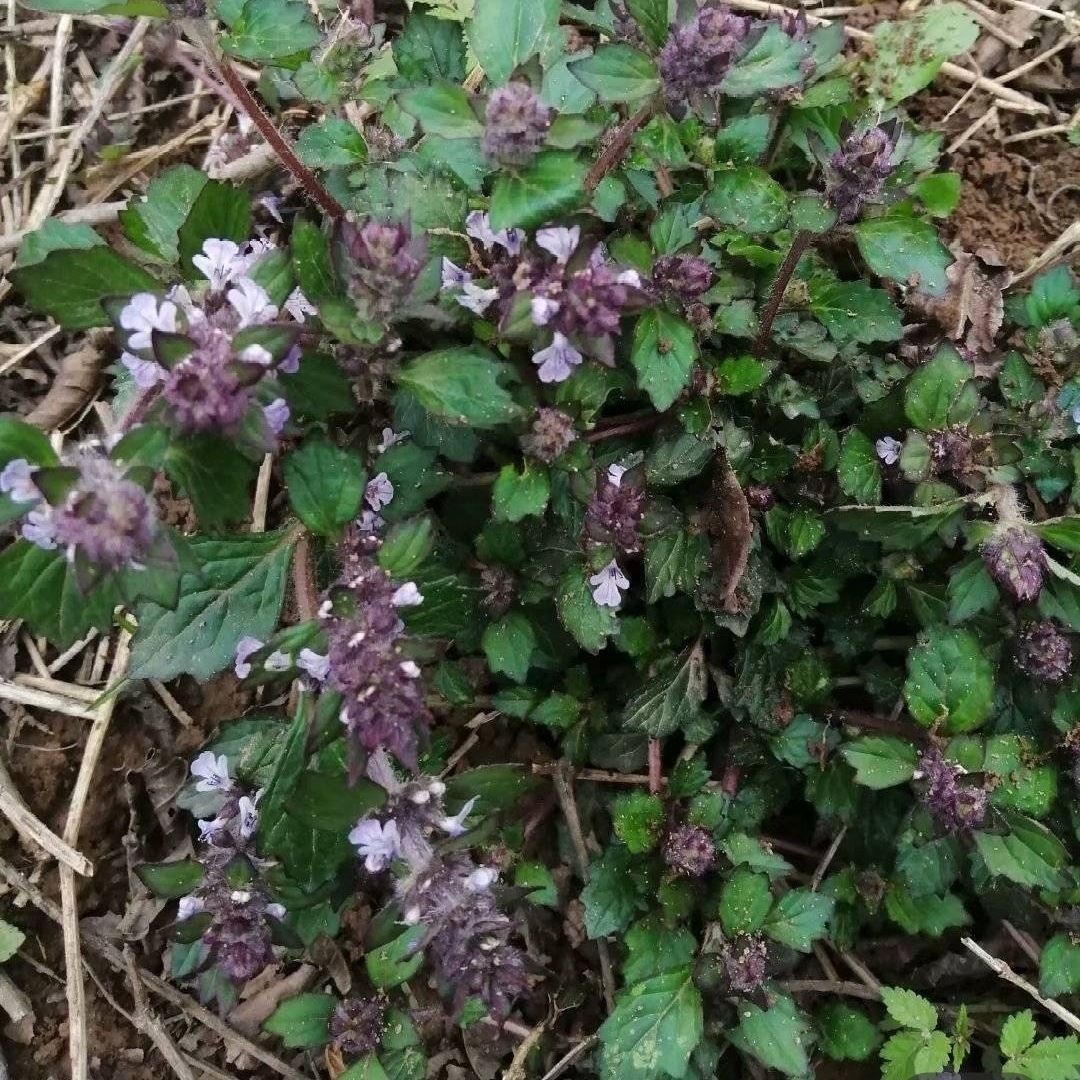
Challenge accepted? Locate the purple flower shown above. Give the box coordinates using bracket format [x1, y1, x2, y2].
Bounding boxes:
[392, 582, 424, 607]
[587, 470, 645, 553]
[193, 238, 244, 291]
[533, 333, 582, 384]
[556, 248, 640, 340]
[982, 527, 1046, 604]
[483, 82, 552, 166]
[329, 998, 386, 1058]
[237, 791, 261, 839]
[227, 278, 278, 328]
[283, 287, 317, 323]
[278, 345, 302, 375]
[823, 123, 900, 224]
[349, 818, 402, 872]
[119, 293, 177, 351]
[0, 459, 40, 504]
[162, 328, 252, 434]
[651, 254, 713, 302]
[521, 408, 577, 463]
[875, 436, 902, 465]
[22, 509, 57, 549]
[590, 560, 629, 609]
[192, 752, 232, 794]
[721, 934, 768, 994]
[536, 226, 581, 265]
[49, 452, 157, 571]
[365, 472, 395, 512]
[1014, 620, 1073, 683]
[441, 258, 472, 290]
[465, 212, 523, 255]
[202, 892, 276, 984]
[455, 282, 500, 315]
[297, 649, 330, 682]
[234, 637, 263, 679]
[121, 351, 164, 390]
[663, 824, 715, 877]
[659, 4, 752, 109]
[376, 427, 410, 454]
[338, 217, 426, 315]
[531, 296, 560, 326]
[916, 747, 988, 834]
[437, 796, 478, 837]
[263, 398, 290, 437]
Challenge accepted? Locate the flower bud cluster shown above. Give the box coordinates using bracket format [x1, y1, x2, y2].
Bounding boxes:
[915, 747, 988, 834]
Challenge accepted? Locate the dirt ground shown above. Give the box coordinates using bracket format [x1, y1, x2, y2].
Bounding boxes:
[0, 3, 1077, 1077]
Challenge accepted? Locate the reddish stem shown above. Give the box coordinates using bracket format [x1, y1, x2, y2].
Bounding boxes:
[584, 101, 656, 194]
[753, 229, 813, 358]
[584, 413, 663, 444]
[214, 57, 345, 221]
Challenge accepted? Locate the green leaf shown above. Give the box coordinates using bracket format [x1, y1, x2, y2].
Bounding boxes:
[764, 889, 834, 952]
[864, 2, 979, 105]
[164, 435, 256, 529]
[482, 612, 536, 683]
[715, 354, 768, 395]
[378, 517, 435, 578]
[366, 925, 426, 988]
[398, 348, 522, 428]
[466, 0, 559, 84]
[913, 172, 962, 217]
[809, 280, 902, 345]
[817, 1003, 881, 1062]
[556, 569, 618, 653]
[1036, 517, 1080, 555]
[885, 886, 969, 937]
[645, 431, 713, 486]
[0, 542, 117, 647]
[492, 464, 550, 522]
[284, 440, 365, 536]
[339, 1058, 390, 1080]
[177, 180, 251, 277]
[120, 164, 208, 263]
[394, 10, 466, 82]
[1000, 1011, 1037, 1060]
[1041, 935, 1080, 998]
[10, 248, 157, 329]
[719, 869, 773, 935]
[730, 996, 812, 1077]
[623, 919, 696, 982]
[947, 557, 999, 624]
[489, 151, 587, 231]
[881, 987, 938, 1032]
[296, 117, 368, 167]
[290, 772, 385, 832]
[904, 345, 978, 430]
[974, 813, 1067, 890]
[0, 417, 59, 468]
[582, 846, 643, 939]
[291, 219, 340, 304]
[136, 860, 205, 899]
[1008, 1035, 1080, 1080]
[443, 764, 536, 813]
[880, 1029, 951, 1080]
[220, 0, 321, 61]
[837, 430, 882, 504]
[840, 736, 917, 789]
[904, 627, 994, 733]
[622, 645, 707, 737]
[721, 23, 812, 97]
[598, 969, 703, 1080]
[17, 0, 164, 15]
[568, 44, 660, 103]
[624, 0, 672, 50]
[644, 529, 707, 602]
[262, 993, 335, 1049]
[630, 309, 698, 411]
[0, 919, 25, 963]
[399, 83, 482, 139]
[15, 219, 104, 267]
[854, 213, 953, 297]
[130, 530, 296, 680]
[715, 114, 771, 165]
[706, 166, 788, 233]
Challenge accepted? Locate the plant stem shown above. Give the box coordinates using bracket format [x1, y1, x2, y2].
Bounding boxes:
[185, 21, 345, 221]
[584, 101, 655, 194]
[753, 229, 813, 358]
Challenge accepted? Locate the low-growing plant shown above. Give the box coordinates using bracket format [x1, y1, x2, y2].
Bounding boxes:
[5, 0, 1080, 1076]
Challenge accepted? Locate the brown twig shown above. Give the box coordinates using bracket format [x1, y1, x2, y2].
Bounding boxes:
[551, 763, 618, 1012]
[826, 708, 928, 743]
[810, 825, 847, 892]
[186, 21, 344, 220]
[647, 739, 662, 795]
[292, 531, 318, 623]
[122, 947, 198, 1080]
[584, 101, 655, 194]
[777, 979, 880, 1001]
[754, 230, 813, 357]
[584, 413, 664, 443]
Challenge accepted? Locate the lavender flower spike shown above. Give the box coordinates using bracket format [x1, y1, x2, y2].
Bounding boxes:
[982, 526, 1046, 604]
[0, 459, 40, 504]
[483, 82, 553, 166]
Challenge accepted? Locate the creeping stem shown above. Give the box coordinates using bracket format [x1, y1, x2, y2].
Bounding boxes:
[753, 229, 813, 358]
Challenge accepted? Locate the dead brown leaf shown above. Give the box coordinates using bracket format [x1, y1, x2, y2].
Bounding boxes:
[707, 456, 753, 614]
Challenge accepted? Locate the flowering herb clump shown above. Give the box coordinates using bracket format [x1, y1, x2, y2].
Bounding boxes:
[6, 0, 1080, 1077]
